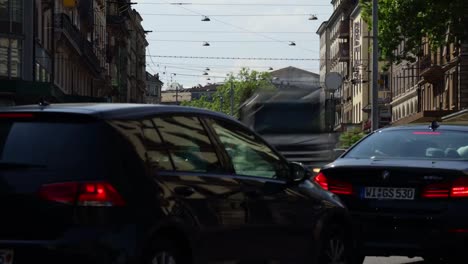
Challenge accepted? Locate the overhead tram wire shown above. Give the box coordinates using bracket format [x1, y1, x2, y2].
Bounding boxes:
[138, 2, 330, 7]
[156, 0, 318, 53]
[146, 55, 320, 61]
[151, 30, 319, 34]
[147, 39, 318, 43]
[140, 13, 320, 17]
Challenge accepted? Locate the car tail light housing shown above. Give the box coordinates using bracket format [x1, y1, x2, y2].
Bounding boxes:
[422, 182, 451, 198]
[39, 182, 126, 207]
[422, 177, 468, 199]
[451, 177, 468, 198]
[314, 172, 353, 195]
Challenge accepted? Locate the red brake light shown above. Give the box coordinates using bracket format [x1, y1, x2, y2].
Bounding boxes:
[39, 182, 125, 206]
[314, 172, 353, 195]
[0, 113, 34, 118]
[422, 182, 450, 198]
[314, 172, 329, 190]
[451, 178, 468, 198]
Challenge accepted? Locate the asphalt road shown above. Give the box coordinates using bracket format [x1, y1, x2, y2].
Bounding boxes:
[364, 257, 424, 264]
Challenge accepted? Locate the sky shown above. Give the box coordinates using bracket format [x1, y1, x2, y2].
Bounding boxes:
[134, 0, 333, 88]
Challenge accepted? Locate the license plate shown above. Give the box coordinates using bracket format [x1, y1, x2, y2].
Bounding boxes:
[0, 250, 13, 264]
[363, 187, 415, 200]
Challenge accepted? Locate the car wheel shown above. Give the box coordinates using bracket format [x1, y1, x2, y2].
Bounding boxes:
[318, 225, 349, 264]
[147, 238, 187, 264]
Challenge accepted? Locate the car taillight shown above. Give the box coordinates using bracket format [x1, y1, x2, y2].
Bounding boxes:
[422, 182, 451, 198]
[314, 172, 329, 190]
[451, 178, 468, 198]
[39, 182, 126, 207]
[314, 172, 353, 195]
[422, 178, 468, 199]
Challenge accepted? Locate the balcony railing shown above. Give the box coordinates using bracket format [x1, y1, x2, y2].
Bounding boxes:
[419, 55, 432, 72]
[55, 13, 101, 76]
[55, 13, 83, 53]
[419, 54, 443, 84]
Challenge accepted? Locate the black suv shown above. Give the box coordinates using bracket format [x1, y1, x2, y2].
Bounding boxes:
[0, 103, 350, 264]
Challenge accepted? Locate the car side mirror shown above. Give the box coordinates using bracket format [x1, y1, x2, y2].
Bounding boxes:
[289, 162, 310, 184]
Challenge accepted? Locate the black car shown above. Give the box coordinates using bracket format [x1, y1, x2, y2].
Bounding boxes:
[0, 103, 351, 264]
[316, 123, 468, 263]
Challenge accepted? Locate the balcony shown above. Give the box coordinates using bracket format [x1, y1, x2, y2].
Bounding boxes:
[419, 55, 443, 84]
[339, 42, 350, 62]
[55, 13, 83, 54]
[338, 20, 350, 39]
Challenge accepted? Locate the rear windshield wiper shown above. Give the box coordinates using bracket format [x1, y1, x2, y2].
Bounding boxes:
[0, 161, 46, 169]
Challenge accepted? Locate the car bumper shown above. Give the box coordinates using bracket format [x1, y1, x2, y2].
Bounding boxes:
[352, 212, 468, 256]
[0, 226, 139, 264]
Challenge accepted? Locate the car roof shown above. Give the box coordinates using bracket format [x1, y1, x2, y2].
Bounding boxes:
[378, 123, 468, 132]
[0, 103, 238, 121]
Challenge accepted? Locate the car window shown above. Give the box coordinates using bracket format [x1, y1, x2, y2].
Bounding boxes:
[209, 119, 288, 179]
[141, 120, 173, 171]
[153, 116, 223, 173]
[0, 120, 115, 175]
[345, 129, 468, 160]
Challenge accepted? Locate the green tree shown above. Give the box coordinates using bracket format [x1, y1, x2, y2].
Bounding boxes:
[360, 0, 467, 63]
[339, 128, 366, 148]
[182, 68, 276, 117]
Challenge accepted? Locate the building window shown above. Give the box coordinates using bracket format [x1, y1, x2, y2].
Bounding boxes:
[0, 37, 22, 78]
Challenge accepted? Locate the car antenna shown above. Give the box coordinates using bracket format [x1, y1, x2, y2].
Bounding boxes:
[38, 97, 50, 107]
[430, 120, 440, 131]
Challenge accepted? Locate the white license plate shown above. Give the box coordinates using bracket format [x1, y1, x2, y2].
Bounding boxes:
[364, 187, 415, 200]
[0, 250, 13, 264]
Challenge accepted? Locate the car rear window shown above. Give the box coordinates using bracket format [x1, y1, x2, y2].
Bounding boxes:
[0, 120, 112, 172]
[345, 129, 468, 160]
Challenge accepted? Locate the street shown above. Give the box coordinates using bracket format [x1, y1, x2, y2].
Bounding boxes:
[364, 257, 424, 264]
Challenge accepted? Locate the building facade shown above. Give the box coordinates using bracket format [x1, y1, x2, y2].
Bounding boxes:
[318, 0, 358, 131]
[0, 0, 148, 105]
[146, 72, 163, 104]
[390, 38, 468, 125]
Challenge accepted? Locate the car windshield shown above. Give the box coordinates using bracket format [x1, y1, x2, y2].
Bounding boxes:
[344, 129, 468, 161]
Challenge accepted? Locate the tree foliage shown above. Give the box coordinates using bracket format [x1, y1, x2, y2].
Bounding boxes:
[339, 128, 366, 148]
[360, 0, 467, 63]
[182, 68, 276, 117]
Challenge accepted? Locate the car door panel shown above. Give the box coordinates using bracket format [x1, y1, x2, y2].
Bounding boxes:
[204, 118, 321, 263]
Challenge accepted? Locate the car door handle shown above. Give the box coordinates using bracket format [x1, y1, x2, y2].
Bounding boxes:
[174, 186, 195, 197]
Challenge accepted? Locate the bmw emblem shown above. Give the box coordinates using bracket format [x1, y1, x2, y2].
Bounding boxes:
[382, 171, 391, 181]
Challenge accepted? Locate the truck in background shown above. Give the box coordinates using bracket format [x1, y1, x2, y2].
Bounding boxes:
[239, 87, 341, 173]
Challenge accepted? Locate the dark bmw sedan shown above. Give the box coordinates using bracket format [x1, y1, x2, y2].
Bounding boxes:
[0, 103, 351, 264]
[316, 123, 468, 263]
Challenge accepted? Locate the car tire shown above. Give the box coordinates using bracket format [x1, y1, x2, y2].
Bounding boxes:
[318, 224, 349, 264]
[147, 238, 188, 264]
